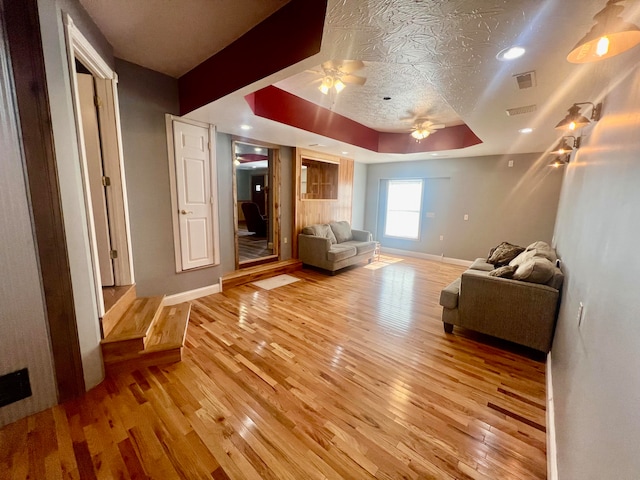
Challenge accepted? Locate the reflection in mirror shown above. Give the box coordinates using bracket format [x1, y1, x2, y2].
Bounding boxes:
[300, 157, 339, 199]
[234, 141, 275, 265]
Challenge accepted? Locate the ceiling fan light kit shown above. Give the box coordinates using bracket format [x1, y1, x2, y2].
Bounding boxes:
[317, 60, 366, 95]
[567, 0, 640, 63]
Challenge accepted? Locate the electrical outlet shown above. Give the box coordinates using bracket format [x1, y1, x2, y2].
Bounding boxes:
[464, 214, 469, 221]
[577, 302, 585, 327]
[439, 235, 444, 241]
[508, 160, 514, 167]
[283, 237, 288, 244]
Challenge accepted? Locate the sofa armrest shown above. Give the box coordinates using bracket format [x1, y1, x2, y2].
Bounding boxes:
[459, 269, 559, 352]
[351, 229, 372, 242]
[298, 234, 330, 266]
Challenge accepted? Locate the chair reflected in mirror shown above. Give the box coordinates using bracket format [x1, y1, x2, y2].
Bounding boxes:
[241, 201, 267, 237]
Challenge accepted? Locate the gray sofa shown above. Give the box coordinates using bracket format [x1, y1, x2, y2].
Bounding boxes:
[298, 221, 376, 273]
[439, 241, 563, 352]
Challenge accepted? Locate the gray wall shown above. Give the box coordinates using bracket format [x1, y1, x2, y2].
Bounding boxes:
[117, 59, 234, 295]
[351, 161, 367, 230]
[364, 153, 563, 261]
[551, 59, 640, 478]
[0, 21, 57, 426]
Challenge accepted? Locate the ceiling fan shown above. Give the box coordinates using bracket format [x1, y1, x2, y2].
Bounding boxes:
[316, 60, 367, 94]
[410, 120, 445, 140]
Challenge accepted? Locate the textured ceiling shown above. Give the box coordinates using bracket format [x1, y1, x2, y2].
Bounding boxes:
[78, 0, 290, 77]
[79, 0, 640, 162]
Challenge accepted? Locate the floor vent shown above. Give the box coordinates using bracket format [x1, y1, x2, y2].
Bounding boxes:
[0, 368, 32, 407]
[506, 104, 537, 116]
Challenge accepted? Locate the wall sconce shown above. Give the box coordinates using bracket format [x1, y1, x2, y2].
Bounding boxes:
[549, 156, 570, 168]
[550, 136, 581, 155]
[568, 0, 640, 63]
[555, 102, 602, 130]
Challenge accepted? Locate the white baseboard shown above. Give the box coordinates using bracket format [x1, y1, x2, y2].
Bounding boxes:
[380, 247, 473, 267]
[546, 352, 559, 480]
[163, 282, 221, 306]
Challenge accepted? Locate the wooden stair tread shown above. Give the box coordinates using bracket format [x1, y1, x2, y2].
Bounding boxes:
[102, 295, 164, 343]
[144, 303, 191, 352]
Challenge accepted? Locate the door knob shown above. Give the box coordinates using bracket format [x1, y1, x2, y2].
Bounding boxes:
[180, 209, 193, 215]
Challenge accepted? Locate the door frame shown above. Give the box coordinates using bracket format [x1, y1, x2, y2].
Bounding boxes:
[64, 14, 134, 317]
[232, 136, 281, 269]
[165, 114, 220, 272]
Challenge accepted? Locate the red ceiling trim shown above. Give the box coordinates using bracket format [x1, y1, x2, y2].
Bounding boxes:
[179, 0, 328, 115]
[246, 86, 482, 154]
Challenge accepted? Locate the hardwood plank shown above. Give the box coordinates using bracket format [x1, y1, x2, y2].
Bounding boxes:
[145, 303, 191, 351]
[0, 256, 548, 479]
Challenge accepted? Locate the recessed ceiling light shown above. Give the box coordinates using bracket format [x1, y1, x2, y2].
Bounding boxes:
[497, 46, 526, 61]
[431, 153, 439, 156]
[240, 124, 252, 130]
[519, 127, 534, 134]
[341, 151, 349, 155]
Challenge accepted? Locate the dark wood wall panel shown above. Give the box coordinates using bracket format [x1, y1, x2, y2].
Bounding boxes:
[292, 149, 354, 257]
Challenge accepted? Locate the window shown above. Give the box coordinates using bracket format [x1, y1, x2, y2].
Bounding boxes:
[384, 179, 423, 240]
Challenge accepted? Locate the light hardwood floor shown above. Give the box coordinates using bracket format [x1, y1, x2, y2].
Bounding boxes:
[0, 256, 547, 479]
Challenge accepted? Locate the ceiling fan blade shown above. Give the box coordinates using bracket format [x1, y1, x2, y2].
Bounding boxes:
[321, 60, 338, 71]
[429, 124, 445, 130]
[342, 74, 366, 86]
[337, 60, 365, 73]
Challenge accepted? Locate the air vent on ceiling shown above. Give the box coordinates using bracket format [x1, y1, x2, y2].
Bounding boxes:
[506, 104, 537, 116]
[514, 70, 537, 89]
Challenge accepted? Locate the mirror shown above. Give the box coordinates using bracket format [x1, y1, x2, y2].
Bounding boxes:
[233, 141, 279, 267]
[300, 157, 339, 200]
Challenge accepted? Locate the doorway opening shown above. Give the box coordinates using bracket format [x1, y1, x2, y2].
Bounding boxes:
[65, 15, 134, 320]
[233, 140, 280, 268]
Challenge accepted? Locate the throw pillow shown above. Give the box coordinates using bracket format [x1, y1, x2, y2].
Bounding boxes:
[330, 221, 353, 243]
[509, 249, 537, 268]
[513, 257, 556, 284]
[302, 224, 337, 244]
[489, 265, 517, 278]
[525, 241, 558, 263]
[487, 242, 525, 266]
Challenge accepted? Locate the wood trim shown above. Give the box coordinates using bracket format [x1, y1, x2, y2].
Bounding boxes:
[4, 0, 85, 400]
[292, 148, 354, 258]
[232, 138, 281, 269]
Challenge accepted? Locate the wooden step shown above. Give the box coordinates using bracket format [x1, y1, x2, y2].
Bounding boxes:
[222, 259, 302, 290]
[103, 301, 191, 370]
[101, 295, 164, 364]
[101, 284, 136, 338]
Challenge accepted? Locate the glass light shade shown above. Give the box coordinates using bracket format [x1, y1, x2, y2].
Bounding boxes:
[411, 129, 430, 140]
[555, 105, 591, 131]
[549, 156, 568, 168]
[567, 2, 640, 63]
[334, 79, 345, 93]
[551, 138, 575, 155]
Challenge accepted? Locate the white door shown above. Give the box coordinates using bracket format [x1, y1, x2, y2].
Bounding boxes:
[77, 73, 115, 286]
[172, 120, 214, 270]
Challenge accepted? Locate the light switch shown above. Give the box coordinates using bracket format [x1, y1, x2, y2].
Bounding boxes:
[439, 235, 444, 241]
[464, 214, 469, 221]
[508, 160, 514, 167]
